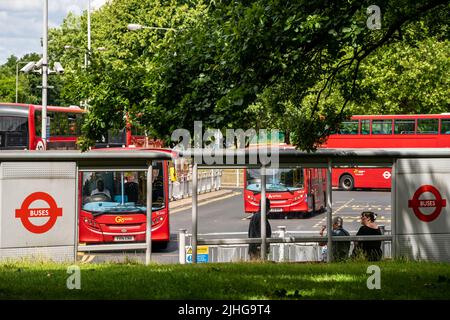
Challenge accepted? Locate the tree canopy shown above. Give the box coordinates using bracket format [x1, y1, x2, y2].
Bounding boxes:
[4, 0, 447, 151]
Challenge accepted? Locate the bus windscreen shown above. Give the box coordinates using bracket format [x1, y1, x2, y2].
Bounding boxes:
[246, 168, 304, 192]
[81, 164, 165, 215]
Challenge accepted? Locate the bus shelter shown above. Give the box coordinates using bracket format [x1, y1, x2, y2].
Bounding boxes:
[0, 149, 172, 264]
[182, 147, 450, 263]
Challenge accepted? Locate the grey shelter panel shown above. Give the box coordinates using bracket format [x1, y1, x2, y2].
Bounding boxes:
[0, 162, 77, 261]
[396, 158, 450, 261]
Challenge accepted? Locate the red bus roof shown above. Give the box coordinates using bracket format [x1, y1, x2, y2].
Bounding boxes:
[0, 102, 84, 113]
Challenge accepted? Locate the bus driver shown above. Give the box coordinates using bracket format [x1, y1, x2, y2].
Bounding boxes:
[91, 179, 111, 198]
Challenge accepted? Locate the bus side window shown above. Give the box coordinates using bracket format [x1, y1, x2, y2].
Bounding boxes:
[417, 119, 438, 134]
[440, 119, 450, 134]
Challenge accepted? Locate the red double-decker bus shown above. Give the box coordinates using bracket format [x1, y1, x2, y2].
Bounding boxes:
[322, 114, 450, 190]
[0, 103, 171, 247]
[0, 102, 84, 150]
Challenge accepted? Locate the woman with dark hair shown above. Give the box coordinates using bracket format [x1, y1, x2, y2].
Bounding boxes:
[352, 211, 383, 261]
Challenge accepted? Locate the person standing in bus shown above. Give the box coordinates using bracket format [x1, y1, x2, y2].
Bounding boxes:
[124, 173, 139, 203]
[248, 199, 272, 260]
[319, 216, 351, 262]
[352, 211, 383, 261]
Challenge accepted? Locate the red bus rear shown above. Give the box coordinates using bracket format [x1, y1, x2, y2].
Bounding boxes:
[322, 114, 450, 190]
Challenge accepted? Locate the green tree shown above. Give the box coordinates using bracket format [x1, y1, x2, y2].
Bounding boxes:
[0, 53, 42, 104]
[47, 0, 449, 151]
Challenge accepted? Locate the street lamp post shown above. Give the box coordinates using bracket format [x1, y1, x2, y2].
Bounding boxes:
[86, 0, 91, 68]
[42, 0, 49, 147]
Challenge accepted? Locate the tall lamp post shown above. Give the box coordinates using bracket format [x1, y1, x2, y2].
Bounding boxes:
[42, 0, 49, 148]
[86, 0, 91, 68]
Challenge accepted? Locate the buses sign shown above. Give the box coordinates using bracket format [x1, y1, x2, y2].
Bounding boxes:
[15, 192, 63, 234]
[408, 185, 447, 222]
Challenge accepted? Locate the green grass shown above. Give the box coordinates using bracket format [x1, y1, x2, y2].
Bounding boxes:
[1, 259, 450, 299]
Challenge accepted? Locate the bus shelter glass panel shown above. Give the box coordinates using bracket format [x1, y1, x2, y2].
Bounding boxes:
[243, 166, 328, 262]
[78, 162, 170, 246]
[81, 165, 165, 214]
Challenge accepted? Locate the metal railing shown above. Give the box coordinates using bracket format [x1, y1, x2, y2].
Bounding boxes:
[178, 227, 392, 263]
[169, 169, 222, 201]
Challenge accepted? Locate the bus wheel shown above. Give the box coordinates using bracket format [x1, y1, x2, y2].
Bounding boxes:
[339, 174, 354, 191]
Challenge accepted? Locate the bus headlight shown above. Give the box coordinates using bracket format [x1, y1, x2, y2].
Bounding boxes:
[83, 217, 101, 230]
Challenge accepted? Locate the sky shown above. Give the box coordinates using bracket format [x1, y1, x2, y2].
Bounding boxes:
[0, 0, 107, 65]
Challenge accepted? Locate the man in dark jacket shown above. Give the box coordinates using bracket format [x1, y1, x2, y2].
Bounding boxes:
[248, 199, 272, 260]
[319, 216, 351, 261]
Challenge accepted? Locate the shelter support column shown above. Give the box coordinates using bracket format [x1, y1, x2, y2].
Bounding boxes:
[192, 163, 198, 263]
[391, 159, 396, 259]
[261, 165, 267, 261]
[326, 158, 333, 262]
[145, 163, 153, 265]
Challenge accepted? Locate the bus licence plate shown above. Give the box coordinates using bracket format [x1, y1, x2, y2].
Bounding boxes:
[114, 236, 134, 242]
[270, 208, 283, 212]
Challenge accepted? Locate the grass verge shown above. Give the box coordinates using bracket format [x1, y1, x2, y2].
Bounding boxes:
[1, 259, 450, 299]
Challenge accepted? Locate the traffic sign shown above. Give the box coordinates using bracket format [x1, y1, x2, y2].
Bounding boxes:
[185, 245, 209, 263]
[15, 192, 63, 233]
[408, 185, 447, 222]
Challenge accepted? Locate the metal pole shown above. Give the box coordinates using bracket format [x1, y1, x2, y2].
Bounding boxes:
[121, 172, 124, 205]
[86, 0, 91, 68]
[145, 164, 153, 265]
[15, 63, 19, 103]
[74, 164, 79, 263]
[42, 0, 48, 148]
[260, 166, 267, 260]
[179, 229, 187, 264]
[278, 226, 286, 262]
[391, 160, 396, 259]
[326, 159, 333, 263]
[192, 163, 198, 263]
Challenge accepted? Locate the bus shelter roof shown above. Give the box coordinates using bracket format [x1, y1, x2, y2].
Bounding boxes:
[180, 147, 450, 168]
[0, 149, 173, 169]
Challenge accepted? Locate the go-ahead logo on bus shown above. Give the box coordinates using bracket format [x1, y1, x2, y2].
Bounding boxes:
[15, 192, 63, 233]
[408, 185, 447, 222]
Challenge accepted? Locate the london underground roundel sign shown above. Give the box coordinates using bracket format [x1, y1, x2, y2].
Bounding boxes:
[408, 185, 447, 222]
[15, 192, 63, 234]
